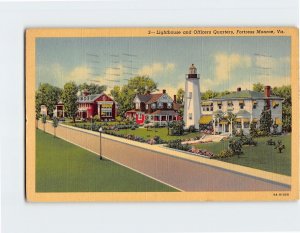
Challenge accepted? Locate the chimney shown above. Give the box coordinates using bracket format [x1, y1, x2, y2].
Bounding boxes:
[83, 89, 89, 96]
[264, 85, 271, 97]
[146, 90, 150, 95]
[237, 87, 241, 92]
[173, 95, 177, 103]
[162, 89, 166, 94]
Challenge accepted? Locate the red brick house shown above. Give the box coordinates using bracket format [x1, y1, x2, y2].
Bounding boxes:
[77, 90, 117, 121]
[125, 90, 182, 125]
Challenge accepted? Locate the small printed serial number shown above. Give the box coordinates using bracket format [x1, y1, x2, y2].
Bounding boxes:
[273, 193, 290, 197]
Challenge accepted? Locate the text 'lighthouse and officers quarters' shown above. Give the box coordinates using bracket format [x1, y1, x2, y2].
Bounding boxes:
[125, 90, 182, 125]
[199, 86, 284, 135]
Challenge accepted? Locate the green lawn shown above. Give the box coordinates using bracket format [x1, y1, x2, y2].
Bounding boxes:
[195, 134, 291, 176]
[36, 129, 177, 192]
[115, 127, 201, 142]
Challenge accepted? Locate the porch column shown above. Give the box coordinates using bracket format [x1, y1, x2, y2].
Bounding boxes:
[159, 115, 162, 126]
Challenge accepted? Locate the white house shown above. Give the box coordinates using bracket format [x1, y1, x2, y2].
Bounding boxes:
[208, 86, 284, 135]
[183, 64, 201, 129]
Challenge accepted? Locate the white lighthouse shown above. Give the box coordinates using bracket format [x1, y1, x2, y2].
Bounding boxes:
[183, 64, 201, 130]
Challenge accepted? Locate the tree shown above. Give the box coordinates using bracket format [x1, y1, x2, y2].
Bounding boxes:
[35, 83, 62, 117]
[259, 106, 273, 135]
[253, 82, 264, 92]
[78, 82, 107, 94]
[201, 90, 219, 100]
[61, 82, 78, 123]
[226, 111, 236, 136]
[272, 85, 291, 132]
[41, 114, 47, 132]
[110, 76, 158, 116]
[127, 75, 158, 94]
[35, 112, 40, 129]
[52, 117, 59, 137]
[176, 88, 185, 104]
[250, 121, 258, 137]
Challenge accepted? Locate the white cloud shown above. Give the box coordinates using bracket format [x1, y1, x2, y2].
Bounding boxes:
[137, 63, 175, 76]
[215, 53, 252, 82]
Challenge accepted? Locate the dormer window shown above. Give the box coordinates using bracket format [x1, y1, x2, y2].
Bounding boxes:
[217, 101, 222, 110]
[239, 100, 245, 109]
[253, 100, 257, 109]
[272, 101, 279, 109]
[158, 102, 163, 109]
[167, 103, 172, 109]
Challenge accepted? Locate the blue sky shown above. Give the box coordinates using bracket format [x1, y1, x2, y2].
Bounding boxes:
[36, 36, 291, 95]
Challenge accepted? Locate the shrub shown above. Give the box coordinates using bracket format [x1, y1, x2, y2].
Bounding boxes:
[130, 126, 136, 130]
[167, 139, 191, 151]
[217, 149, 234, 158]
[228, 138, 243, 157]
[188, 125, 196, 133]
[266, 138, 276, 145]
[170, 120, 185, 136]
[274, 140, 285, 153]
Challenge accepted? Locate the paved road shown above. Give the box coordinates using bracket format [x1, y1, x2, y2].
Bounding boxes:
[42, 122, 290, 192]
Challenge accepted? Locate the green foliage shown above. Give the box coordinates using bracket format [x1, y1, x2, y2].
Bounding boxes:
[217, 149, 234, 158]
[272, 85, 291, 132]
[115, 116, 122, 123]
[252, 82, 264, 92]
[93, 115, 100, 122]
[201, 90, 219, 100]
[61, 82, 78, 122]
[228, 138, 243, 157]
[188, 125, 196, 133]
[167, 139, 191, 151]
[266, 138, 276, 145]
[176, 88, 185, 104]
[274, 140, 285, 153]
[35, 83, 62, 117]
[110, 76, 158, 116]
[259, 106, 273, 135]
[170, 120, 185, 136]
[41, 114, 47, 124]
[78, 82, 106, 94]
[249, 121, 258, 137]
[52, 117, 59, 127]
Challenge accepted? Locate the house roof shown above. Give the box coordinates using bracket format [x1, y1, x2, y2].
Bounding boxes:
[150, 110, 177, 116]
[211, 90, 283, 100]
[146, 93, 164, 104]
[173, 103, 183, 111]
[77, 93, 103, 103]
[236, 109, 251, 118]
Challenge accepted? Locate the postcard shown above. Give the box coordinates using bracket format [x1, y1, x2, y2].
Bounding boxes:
[26, 27, 299, 202]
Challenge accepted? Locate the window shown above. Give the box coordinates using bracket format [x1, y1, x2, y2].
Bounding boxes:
[236, 122, 242, 128]
[244, 122, 250, 128]
[206, 107, 209, 111]
[240, 104, 244, 109]
[210, 106, 213, 111]
[151, 103, 156, 109]
[189, 113, 192, 120]
[167, 103, 172, 109]
[138, 113, 143, 120]
[136, 103, 140, 109]
[146, 104, 148, 109]
[218, 105, 222, 110]
[101, 109, 112, 117]
[158, 102, 163, 109]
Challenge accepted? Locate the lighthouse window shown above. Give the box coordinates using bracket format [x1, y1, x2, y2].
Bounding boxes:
[189, 113, 192, 120]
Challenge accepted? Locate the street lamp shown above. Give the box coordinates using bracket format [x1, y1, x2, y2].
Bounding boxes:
[99, 127, 103, 160]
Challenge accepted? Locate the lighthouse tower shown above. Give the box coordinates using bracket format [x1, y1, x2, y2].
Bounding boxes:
[183, 64, 201, 130]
